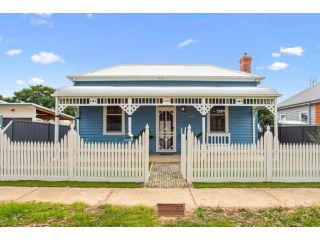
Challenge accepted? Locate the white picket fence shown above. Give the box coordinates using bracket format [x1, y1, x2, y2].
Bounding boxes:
[181, 126, 320, 182]
[0, 125, 150, 182]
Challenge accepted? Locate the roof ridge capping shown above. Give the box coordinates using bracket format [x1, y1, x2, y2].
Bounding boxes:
[67, 64, 264, 82]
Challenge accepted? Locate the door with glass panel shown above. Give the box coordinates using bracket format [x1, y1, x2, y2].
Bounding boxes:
[156, 107, 176, 152]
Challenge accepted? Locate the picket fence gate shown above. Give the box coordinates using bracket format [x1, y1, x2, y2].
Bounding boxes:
[0, 125, 150, 182]
[181, 125, 320, 182]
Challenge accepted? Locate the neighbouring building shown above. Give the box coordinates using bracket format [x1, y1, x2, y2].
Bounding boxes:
[278, 83, 320, 126]
[0, 101, 74, 127]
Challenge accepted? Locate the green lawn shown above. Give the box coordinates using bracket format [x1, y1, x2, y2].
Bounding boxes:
[0, 180, 143, 188]
[193, 182, 320, 188]
[1, 202, 320, 227]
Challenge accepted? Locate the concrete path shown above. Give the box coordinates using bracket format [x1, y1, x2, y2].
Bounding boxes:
[1, 187, 320, 209]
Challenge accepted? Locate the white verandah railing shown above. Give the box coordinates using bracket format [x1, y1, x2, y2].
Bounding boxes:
[181, 126, 320, 182]
[206, 132, 231, 145]
[0, 125, 150, 182]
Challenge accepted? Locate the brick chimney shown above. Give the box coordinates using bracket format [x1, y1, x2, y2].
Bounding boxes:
[239, 53, 252, 73]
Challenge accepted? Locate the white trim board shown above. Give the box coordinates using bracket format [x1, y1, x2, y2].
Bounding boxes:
[206, 106, 229, 134]
[103, 106, 125, 135]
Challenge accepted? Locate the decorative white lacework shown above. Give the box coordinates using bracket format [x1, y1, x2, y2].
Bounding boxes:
[120, 104, 140, 115]
[193, 104, 214, 115]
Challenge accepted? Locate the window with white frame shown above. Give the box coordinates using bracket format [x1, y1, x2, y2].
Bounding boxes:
[280, 114, 287, 121]
[104, 106, 124, 134]
[300, 111, 308, 123]
[208, 106, 227, 132]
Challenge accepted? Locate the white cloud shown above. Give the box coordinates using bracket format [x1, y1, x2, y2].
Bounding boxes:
[177, 39, 196, 49]
[33, 13, 52, 17]
[29, 13, 52, 26]
[256, 66, 265, 70]
[31, 52, 65, 64]
[272, 52, 281, 57]
[268, 61, 289, 71]
[280, 46, 304, 56]
[86, 13, 93, 18]
[16, 80, 25, 85]
[28, 77, 44, 85]
[5, 49, 22, 56]
[0, 35, 2, 43]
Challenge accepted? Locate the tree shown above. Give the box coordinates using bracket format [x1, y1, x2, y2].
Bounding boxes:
[258, 107, 274, 129]
[11, 85, 55, 109]
[0, 95, 12, 102]
[63, 106, 76, 117]
[308, 127, 320, 144]
[10, 85, 76, 117]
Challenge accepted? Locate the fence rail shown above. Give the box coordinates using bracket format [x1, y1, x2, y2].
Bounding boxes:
[181, 126, 320, 182]
[0, 125, 149, 182]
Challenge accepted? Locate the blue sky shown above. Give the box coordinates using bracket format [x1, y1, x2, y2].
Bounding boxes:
[0, 14, 319, 102]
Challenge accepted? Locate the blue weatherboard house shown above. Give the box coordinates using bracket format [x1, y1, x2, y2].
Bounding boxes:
[53, 54, 280, 154]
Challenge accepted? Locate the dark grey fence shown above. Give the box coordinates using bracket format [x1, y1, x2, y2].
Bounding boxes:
[259, 125, 319, 144]
[278, 125, 319, 144]
[3, 120, 70, 142]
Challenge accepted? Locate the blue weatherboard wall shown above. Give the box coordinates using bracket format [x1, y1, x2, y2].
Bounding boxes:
[229, 106, 253, 143]
[131, 106, 156, 153]
[76, 78, 258, 150]
[176, 106, 202, 152]
[79, 105, 255, 153]
[79, 106, 127, 143]
[74, 80, 257, 87]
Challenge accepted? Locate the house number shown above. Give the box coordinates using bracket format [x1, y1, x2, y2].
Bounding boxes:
[163, 98, 171, 104]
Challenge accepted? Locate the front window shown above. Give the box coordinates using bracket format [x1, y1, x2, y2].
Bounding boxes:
[280, 114, 287, 121]
[300, 111, 308, 123]
[209, 106, 226, 132]
[104, 106, 124, 134]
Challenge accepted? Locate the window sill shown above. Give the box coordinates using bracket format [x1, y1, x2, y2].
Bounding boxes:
[207, 131, 229, 134]
[103, 132, 125, 136]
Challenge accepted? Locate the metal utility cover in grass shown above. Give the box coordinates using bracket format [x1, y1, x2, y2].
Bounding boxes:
[157, 203, 185, 217]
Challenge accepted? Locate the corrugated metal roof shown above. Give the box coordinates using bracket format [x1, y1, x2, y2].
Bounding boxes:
[67, 64, 264, 81]
[278, 83, 320, 108]
[0, 102, 74, 120]
[53, 86, 279, 97]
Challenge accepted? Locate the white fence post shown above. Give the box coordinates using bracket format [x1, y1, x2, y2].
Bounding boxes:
[144, 124, 150, 183]
[265, 126, 273, 181]
[186, 125, 193, 183]
[67, 129, 76, 181]
[180, 128, 187, 179]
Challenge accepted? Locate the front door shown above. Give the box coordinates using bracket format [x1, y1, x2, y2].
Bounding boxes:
[156, 107, 176, 152]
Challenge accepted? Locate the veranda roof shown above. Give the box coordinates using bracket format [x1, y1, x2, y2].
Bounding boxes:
[53, 86, 280, 97]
